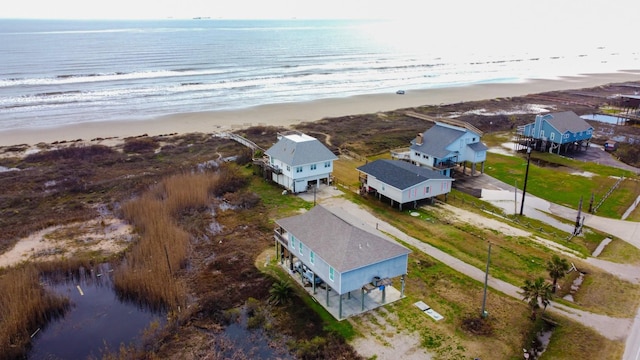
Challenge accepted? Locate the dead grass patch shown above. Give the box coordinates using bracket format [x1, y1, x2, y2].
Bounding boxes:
[571, 268, 640, 318]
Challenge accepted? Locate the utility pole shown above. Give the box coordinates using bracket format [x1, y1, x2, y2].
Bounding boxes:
[574, 196, 584, 236]
[514, 180, 518, 215]
[519, 146, 532, 216]
[481, 242, 492, 318]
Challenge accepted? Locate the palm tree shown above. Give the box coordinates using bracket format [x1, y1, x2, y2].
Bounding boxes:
[521, 277, 553, 320]
[268, 280, 293, 306]
[546, 255, 570, 293]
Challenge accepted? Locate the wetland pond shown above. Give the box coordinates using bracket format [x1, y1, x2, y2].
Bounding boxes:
[28, 263, 164, 359]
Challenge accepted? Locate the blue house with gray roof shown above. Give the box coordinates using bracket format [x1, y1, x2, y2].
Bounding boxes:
[357, 159, 454, 210]
[409, 122, 488, 177]
[264, 132, 338, 193]
[274, 205, 410, 319]
[518, 111, 593, 154]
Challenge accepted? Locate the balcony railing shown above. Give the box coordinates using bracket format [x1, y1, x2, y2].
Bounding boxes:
[274, 229, 288, 246]
[434, 160, 457, 169]
[269, 165, 283, 174]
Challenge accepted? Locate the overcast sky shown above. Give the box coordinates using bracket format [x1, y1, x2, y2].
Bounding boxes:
[2, 0, 638, 23]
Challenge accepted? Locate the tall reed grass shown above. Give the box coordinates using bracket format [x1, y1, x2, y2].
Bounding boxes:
[0, 265, 69, 359]
[114, 171, 220, 311]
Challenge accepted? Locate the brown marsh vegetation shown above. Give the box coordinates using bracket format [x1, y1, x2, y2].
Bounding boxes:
[0, 265, 69, 359]
[0, 133, 360, 359]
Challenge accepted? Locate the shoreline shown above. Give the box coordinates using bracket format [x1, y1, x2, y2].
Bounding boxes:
[2, 71, 640, 147]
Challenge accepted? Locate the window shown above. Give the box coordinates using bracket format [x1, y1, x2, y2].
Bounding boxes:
[270, 157, 274, 164]
[324, 161, 331, 168]
[310, 164, 317, 170]
[296, 166, 302, 173]
[414, 152, 420, 156]
[286, 165, 290, 171]
[550, 133, 555, 141]
[422, 154, 429, 159]
[424, 186, 430, 194]
[329, 267, 335, 281]
[291, 236, 296, 250]
[310, 251, 315, 264]
[299, 242, 303, 255]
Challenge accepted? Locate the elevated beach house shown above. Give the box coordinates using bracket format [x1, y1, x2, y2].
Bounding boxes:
[274, 205, 411, 319]
[264, 131, 337, 193]
[407, 121, 488, 177]
[517, 111, 593, 154]
[357, 159, 454, 210]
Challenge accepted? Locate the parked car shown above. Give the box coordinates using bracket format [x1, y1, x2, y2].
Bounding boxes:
[396, 90, 405, 95]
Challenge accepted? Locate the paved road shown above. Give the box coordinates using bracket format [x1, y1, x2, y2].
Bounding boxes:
[314, 194, 632, 341]
[454, 173, 640, 249]
[307, 176, 640, 358]
[441, 172, 640, 360]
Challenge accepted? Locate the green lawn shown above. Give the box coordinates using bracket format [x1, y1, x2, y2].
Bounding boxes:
[484, 151, 639, 218]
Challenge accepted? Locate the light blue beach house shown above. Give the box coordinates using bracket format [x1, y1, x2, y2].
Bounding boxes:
[264, 131, 338, 193]
[274, 205, 410, 320]
[408, 121, 487, 177]
[518, 111, 593, 154]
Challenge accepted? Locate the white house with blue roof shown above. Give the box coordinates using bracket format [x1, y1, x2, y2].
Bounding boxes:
[264, 132, 338, 193]
[518, 111, 593, 154]
[274, 205, 411, 319]
[409, 122, 487, 177]
[357, 159, 454, 210]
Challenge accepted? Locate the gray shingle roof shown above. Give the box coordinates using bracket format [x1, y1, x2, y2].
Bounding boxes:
[265, 134, 337, 166]
[544, 111, 593, 133]
[410, 124, 464, 158]
[357, 159, 451, 190]
[468, 142, 488, 151]
[275, 205, 410, 273]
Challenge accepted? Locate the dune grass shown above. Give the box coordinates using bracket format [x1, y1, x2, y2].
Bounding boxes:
[0, 265, 69, 359]
[115, 171, 221, 311]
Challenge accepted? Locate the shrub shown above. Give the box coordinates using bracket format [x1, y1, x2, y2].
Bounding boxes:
[223, 191, 260, 209]
[123, 137, 158, 154]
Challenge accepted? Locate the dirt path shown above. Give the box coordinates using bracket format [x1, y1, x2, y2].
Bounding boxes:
[0, 214, 133, 268]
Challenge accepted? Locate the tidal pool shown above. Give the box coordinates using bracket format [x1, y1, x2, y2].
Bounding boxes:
[29, 263, 164, 359]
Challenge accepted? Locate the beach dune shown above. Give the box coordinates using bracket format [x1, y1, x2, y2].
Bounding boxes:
[2, 71, 640, 147]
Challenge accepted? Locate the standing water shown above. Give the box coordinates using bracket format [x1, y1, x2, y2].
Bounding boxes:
[28, 263, 165, 359]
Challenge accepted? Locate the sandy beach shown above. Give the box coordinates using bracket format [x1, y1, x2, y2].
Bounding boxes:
[2, 71, 640, 147]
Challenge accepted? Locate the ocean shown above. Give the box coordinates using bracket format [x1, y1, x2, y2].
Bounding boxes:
[0, 18, 638, 132]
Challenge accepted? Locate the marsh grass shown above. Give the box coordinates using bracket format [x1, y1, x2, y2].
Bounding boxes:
[0, 265, 69, 359]
[115, 171, 221, 311]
